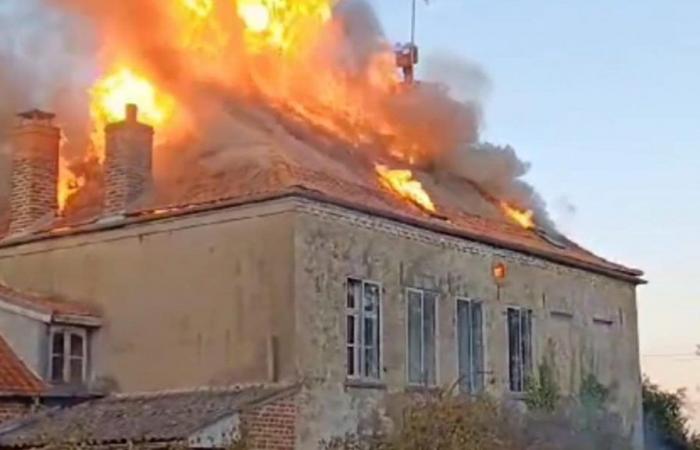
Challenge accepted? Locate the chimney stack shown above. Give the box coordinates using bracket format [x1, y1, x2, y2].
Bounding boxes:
[103, 104, 154, 217]
[8, 110, 60, 236]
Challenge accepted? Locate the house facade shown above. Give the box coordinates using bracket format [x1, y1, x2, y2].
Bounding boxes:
[0, 109, 645, 449]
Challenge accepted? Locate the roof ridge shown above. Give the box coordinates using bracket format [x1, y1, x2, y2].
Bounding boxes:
[110, 382, 293, 400]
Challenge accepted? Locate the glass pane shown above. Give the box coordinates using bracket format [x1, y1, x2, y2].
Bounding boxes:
[347, 316, 356, 345]
[364, 317, 375, 346]
[51, 355, 64, 383]
[51, 332, 64, 356]
[521, 310, 533, 385]
[364, 346, 379, 379]
[347, 279, 361, 309]
[69, 358, 83, 383]
[407, 291, 423, 383]
[70, 334, 84, 357]
[347, 345, 355, 376]
[423, 293, 437, 385]
[471, 302, 484, 393]
[457, 301, 471, 393]
[508, 308, 522, 392]
[363, 283, 380, 314]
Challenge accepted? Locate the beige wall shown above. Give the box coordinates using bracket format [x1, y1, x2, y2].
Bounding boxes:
[292, 200, 643, 449]
[0, 200, 297, 392]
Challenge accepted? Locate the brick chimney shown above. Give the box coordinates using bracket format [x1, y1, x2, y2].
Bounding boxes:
[8, 110, 60, 236]
[103, 104, 154, 217]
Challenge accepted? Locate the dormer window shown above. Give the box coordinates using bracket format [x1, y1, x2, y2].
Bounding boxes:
[49, 327, 88, 385]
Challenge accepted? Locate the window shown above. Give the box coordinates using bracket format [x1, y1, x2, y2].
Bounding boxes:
[407, 288, 437, 385]
[507, 307, 533, 392]
[457, 299, 484, 394]
[49, 327, 87, 385]
[346, 279, 381, 379]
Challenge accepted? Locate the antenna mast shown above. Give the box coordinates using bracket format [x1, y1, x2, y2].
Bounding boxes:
[395, 0, 420, 84]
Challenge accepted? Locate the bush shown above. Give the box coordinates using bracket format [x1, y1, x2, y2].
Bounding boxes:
[322, 388, 633, 450]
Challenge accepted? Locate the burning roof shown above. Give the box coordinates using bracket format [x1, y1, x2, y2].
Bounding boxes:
[0, 0, 643, 282]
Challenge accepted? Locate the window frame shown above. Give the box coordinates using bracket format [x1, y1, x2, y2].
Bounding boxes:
[506, 306, 534, 393]
[455, 297, 485, 395]
[48, 326, 88, 385]
[345, 278, 383, 381]
[405, 287, 440, 387]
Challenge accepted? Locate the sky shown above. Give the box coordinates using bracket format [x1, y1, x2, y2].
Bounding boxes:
[372, 0, 700, 424]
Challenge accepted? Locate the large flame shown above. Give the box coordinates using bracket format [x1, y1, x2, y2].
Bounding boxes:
[376, 165, 436, 213]
[237, 0, 332, 53]
[55, 0, 455, 216]
[500, 201, 535, 230]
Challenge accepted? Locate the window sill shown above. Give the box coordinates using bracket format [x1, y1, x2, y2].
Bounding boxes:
[404, 384, 441, 394]
[344, 379, 387, 391]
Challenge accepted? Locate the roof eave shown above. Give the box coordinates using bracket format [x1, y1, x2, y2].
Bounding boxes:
[0, 189, 644, 285]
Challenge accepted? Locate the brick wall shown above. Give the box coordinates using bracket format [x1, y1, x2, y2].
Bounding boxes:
[8, 121, 59, 236]
[0, 399, 31, 424]
[242, 396, 297, 450]
[103, 110, 153, 217]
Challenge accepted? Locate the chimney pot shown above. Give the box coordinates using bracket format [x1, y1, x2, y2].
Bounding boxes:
[125, 104, 138, 124]
[7, 109, 60, 237]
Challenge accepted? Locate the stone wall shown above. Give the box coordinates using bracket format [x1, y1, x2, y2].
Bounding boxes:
[0, 399, 32, 424]
[292, 200, 643, 449]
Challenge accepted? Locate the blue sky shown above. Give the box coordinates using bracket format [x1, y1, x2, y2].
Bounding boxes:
[373, 0, 700, 418]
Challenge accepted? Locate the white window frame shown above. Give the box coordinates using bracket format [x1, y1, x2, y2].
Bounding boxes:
[506, 306, 534, 393]
[405, 287, 439, 386]
[48, 326, 88, 385]
[456, 297, 485, 395]
[345, 278, 382, 381]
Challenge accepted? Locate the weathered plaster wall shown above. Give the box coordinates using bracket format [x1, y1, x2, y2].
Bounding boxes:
[0, 200, 297, 392]
[292, 200, 643, 449]
[0, 309, 46, 378]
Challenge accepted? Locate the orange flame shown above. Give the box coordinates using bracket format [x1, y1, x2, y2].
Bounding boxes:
[237, 0, 333, 53]
[376, 165, 436, 213]
[500, 201, 535, 230]
[89, 67, 175, 161]
[58, 158, 85, 213]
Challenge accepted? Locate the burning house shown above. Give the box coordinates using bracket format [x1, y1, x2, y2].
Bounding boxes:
[0, 0, 645, 449]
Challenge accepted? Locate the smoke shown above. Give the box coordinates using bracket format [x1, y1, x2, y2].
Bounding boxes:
[0, 0, 554, 229]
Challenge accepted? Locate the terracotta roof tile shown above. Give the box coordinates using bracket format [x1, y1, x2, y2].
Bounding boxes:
[0, 334, 44, 396]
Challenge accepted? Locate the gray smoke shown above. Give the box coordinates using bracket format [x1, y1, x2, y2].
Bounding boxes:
[0, 0, 96, 216]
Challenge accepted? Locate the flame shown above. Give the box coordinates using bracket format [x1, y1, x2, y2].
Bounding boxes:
[500, 201, 535, 230]
[58, 158, 85, 213]
[88, 67, 175, 162]
[182, 0, 213, 18]
[56, 0, 446, 212]
[376, 165, 435, 213]
[237, 0, 333, 53]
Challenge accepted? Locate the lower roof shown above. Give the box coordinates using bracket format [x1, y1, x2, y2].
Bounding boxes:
[0, 385, 298, 448]
[0, 334, 44, 397]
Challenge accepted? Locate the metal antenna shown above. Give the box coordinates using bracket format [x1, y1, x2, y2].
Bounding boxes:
[396, 0, 420, 84]
[411, 0, 417, 45]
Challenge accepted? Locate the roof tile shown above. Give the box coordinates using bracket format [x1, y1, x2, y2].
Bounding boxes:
[0, 334, 44, 396]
